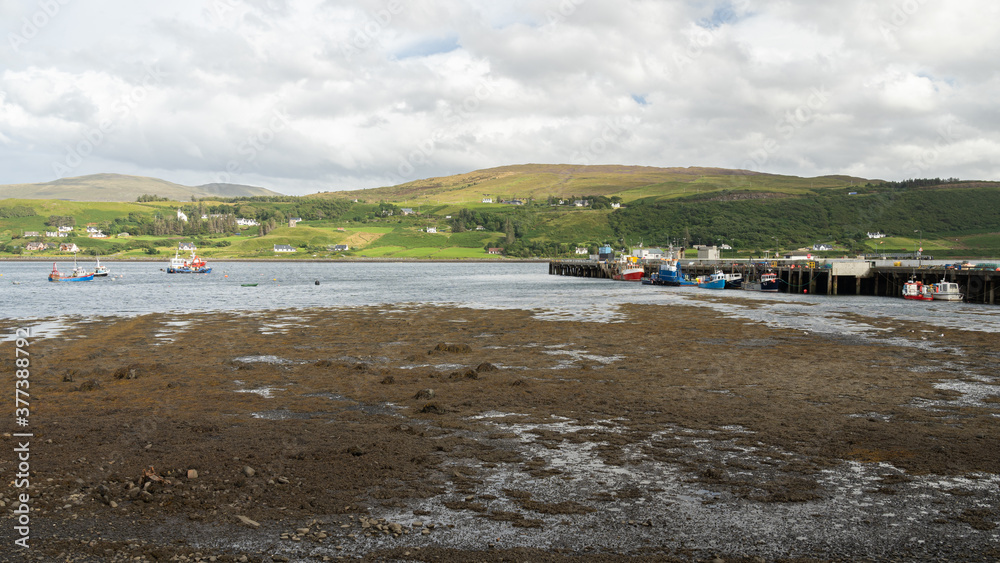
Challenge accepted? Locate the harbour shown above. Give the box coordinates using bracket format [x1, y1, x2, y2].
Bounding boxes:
[549, 258, 1000, 305]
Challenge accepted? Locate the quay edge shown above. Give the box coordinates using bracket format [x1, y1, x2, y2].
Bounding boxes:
[549, 259, 999, 305]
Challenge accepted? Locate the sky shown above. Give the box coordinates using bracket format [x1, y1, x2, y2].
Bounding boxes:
[1, 0, 998, 195]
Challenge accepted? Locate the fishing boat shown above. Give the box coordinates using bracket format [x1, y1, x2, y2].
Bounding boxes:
[902, 278, 933, 301]
[929, 280, 963, 301]
[723, 272, 743, 289]
[612, 255, 644, 281]
[48, 260, 94, 282]
[697, 271, 726, 290]
[93, 257, 110, 277]
[743, 272, 780, 292]
[652, 259, 697, 286]
[167, 249, 212, 274]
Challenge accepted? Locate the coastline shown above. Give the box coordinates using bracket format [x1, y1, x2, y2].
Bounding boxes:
[4, 302, 998, 561]
[0, 257, 550, 263]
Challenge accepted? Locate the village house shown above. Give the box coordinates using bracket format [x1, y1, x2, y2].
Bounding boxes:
[273, 244, 296, 253]
[59, 243, 80, 253]
[89, 232, 107, 238]
[58, 225, 73, 232]
[401, 208, 415, 215]
[23, 231, 40, 237]
[575, 247, 589, 255]
[610, 202, 621, 209]
[178, 242, 196, 251]
[236, 218, 259, 226]
[177, 209, 188, 222]
[288, 218, 299, 227]
[812, 244, 833, 251]
[425, 227, 437, 233]
[867, 232, 886, 239]
[25, 242, 47, 251]
[475, 225, 485, 231]
[329, 244, 349, 252]
[481, 197, 493, 203]
[487, 247, 503, 255]
[117, 233, 130, 238]
[573, 200, 589, 207]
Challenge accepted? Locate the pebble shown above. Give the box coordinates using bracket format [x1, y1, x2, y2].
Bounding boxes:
[187, 469, 198, 479]
[237, 515, 260, 528]
[242, 466, 255, 478]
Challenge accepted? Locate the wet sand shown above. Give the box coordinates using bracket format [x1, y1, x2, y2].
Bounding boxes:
[1, 303, 998, 562]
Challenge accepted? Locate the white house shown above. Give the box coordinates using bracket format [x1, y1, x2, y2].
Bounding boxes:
[89, 232, 107, 238]
[482, 197, 493, 203]
[610, 202, 621, 209]
[720, 244, 733, 250]
[812, 244, 833, 251]
[573, 200, 589, 207]
[401, 208, 414, 215]
[85, 226, 100, 233]
[867, 232, 886, 239]
[575, 247, 589, 255]
[273, 244, 296, 252]
[179, 242, 196, 251]
[59, 243, 80, 253]
[330, 244, 349, 252]
[58, 226, 73, 232]
[177, 209, 188, 222]
[426, 227, 437, 233]
[45, 231, 60, 237]
[236, 218, 259, 226]
[635, 248, 665, 260]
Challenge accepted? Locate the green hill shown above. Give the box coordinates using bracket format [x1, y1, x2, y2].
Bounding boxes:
[0, 174, 283, 202]
[1, 166, 998, 259]
[316, 164, 871, 205]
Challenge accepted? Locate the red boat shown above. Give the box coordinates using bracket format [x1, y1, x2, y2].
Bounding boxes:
[612, 255, 644, 281]
[902, 279, 933, 301]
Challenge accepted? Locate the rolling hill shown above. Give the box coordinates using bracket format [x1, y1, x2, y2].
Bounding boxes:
[0, 174, 283, 202]
[316, 164, 873, 205]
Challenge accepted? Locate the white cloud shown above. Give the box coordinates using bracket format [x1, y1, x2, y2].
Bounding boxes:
[0, 0, 997, 194]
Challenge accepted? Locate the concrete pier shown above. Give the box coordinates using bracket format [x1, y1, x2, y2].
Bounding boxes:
[548, 259, 999, 305]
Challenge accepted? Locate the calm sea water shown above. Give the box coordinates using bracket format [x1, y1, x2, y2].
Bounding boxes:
[2, 260, 999, 338]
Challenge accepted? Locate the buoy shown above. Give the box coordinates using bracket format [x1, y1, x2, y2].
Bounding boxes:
[804, 289, 808, 294]
[315, 280, 320, 285]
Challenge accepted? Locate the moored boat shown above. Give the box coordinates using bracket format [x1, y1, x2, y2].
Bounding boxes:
[902, 279, 933, 301]
[652, 259, 697, 286]
[612, 255, 644, 281]
[723, 272, 743, 289]
[167, 249, 212, 274]
[93, 257, 110, 277]
[930, 280, 963, 301]
[743, 272, 780, 292]
[48, 261, 94, 282]
[697, 271, 726, 290]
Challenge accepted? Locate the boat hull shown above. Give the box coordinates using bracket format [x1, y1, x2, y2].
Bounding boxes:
[698, 279, 725, 289]
[167, 267, 212, 274]
[49, 274, 94, 282]
[613, 268, 644, 281]
[903, 294, 934, 301]
[931, 293, 963, 301]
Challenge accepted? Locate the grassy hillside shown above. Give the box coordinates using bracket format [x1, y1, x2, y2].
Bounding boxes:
[2, 166, 998, 259]
[0, 174, 282, 202]
[316, 164, 870, 205]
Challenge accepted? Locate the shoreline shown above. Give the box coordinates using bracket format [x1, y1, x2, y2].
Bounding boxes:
[4, 303, 998, 561]
[0, 256, 550, 263]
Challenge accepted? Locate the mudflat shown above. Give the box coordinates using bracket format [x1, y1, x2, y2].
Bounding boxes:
[2, 302, 998, 562]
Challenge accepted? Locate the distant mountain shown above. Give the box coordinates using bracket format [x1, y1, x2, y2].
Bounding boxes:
[318, 163, 873, 204]
[0, 173, 283, 202]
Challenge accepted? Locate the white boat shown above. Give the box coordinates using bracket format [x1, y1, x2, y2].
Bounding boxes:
[743, 272, 779, 292]
[930, 280, 963, 301]
[93, 257, 110, 277]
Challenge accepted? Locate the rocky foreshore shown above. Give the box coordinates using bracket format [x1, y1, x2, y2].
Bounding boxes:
[1, 303, 998, 562]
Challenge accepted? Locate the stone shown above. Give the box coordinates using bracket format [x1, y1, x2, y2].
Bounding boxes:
[187, 469, 198, 479]
[237, 515, 260, 528]
[242, 466, 255, 478]
[276, 476, 290, 485]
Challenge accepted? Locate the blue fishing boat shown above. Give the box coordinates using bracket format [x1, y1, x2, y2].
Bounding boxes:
[697, 271, 726, 290]
[48, 260, 94, 282]
[652, 259, 697, 286]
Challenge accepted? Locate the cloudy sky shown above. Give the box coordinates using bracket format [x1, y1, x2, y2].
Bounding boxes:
[1, 0, 998, 195]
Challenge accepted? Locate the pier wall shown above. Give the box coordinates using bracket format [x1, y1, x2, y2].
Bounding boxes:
[548, 259, 998, 305]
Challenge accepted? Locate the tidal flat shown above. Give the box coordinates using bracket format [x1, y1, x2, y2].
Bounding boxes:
[1, 303, 998, 562]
